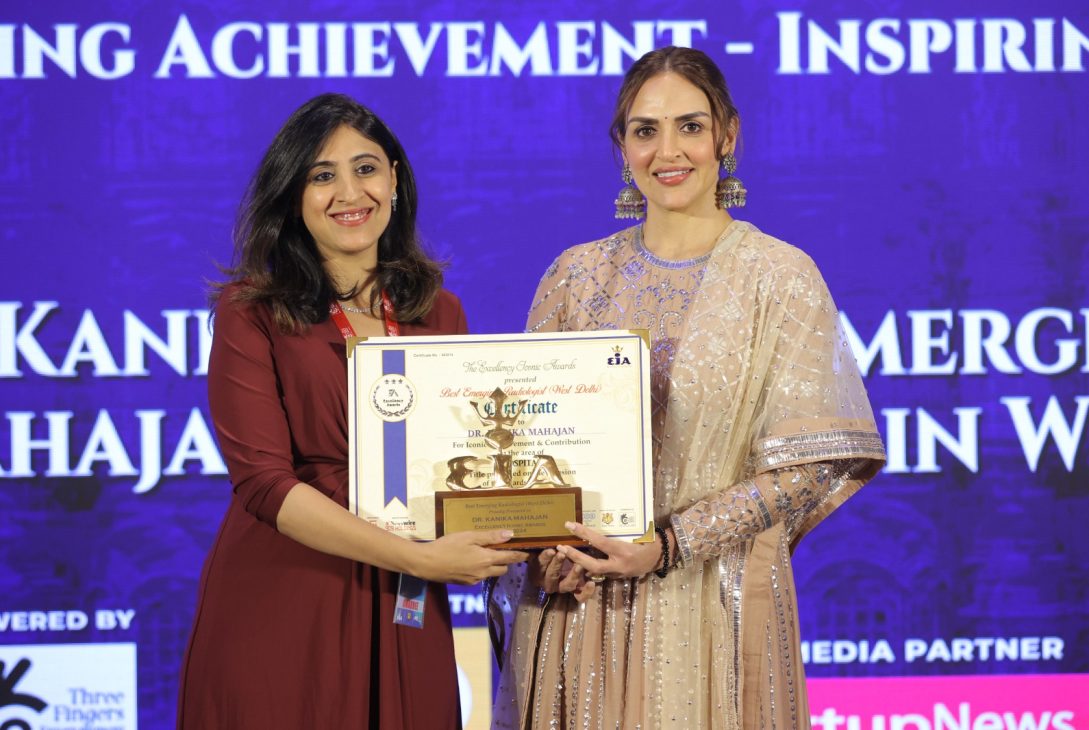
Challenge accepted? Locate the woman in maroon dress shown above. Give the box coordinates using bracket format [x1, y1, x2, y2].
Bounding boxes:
[177, 94, 527, 729]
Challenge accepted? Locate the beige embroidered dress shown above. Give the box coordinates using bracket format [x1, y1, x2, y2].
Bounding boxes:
[488, 221, 885, 730]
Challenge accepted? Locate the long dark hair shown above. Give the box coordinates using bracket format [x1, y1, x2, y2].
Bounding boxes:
[220, 93, 442, 331]
[610, 46, 741, 160]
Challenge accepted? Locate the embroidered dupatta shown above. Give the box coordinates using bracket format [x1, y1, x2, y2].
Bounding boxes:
[489, 222, 884, 729]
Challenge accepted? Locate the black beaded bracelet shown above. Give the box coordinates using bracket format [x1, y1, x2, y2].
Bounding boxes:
[653, 526, 671, 579]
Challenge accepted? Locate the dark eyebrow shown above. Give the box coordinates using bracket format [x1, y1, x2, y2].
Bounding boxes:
[627, 111, 711, 127]
[308, 152, 381, 169]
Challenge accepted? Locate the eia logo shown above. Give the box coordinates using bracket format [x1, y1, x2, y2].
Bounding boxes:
[607, 346, 631, 366]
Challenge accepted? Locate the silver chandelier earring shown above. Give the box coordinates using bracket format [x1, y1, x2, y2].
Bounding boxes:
[391, 190, 398, 212]
[715, 153, 747, 209]
[614, 164, 645, 220]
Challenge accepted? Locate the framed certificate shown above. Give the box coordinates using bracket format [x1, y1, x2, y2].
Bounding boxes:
[347, 330, 654, 546]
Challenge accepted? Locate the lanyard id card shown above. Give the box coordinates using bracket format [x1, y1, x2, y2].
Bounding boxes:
[393, 574, 428, 629]
[331, 293, 424, 628]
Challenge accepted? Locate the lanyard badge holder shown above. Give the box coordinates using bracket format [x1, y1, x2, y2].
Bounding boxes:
[331, 294, 426, 629]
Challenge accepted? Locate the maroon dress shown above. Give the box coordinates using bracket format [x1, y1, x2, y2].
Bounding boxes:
[177, 286, 466, 729]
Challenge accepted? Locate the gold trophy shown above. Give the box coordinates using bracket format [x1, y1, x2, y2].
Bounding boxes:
[434, 387, 584, 548]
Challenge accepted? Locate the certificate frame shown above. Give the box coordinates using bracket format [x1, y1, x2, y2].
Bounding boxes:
[347, 330, 655, 544]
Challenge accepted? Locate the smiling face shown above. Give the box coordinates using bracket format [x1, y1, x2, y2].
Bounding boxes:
[622, 72, 735, 218]
[301, 124, 397, 270]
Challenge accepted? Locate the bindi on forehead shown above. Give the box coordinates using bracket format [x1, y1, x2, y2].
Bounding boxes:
[627, 110, 710, 126]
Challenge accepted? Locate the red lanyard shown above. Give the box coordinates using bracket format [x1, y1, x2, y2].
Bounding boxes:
[329, 290, 400, 338]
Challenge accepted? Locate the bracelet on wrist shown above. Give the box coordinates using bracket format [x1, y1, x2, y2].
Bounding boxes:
[653, 526, 671, 579]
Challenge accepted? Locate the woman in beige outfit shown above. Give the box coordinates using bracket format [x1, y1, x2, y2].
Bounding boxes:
[488, 47, 885, 729]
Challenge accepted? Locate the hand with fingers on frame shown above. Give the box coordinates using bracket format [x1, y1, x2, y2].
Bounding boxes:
[555, 520, 677, 587]
[528, 546, 597, 602]
[416, 528, 531, 585]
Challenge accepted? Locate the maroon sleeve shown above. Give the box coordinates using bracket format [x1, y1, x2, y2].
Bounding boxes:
[409, 289, 469, 335]
[454, 293, 469, 334]
[207, 291, 301, 527]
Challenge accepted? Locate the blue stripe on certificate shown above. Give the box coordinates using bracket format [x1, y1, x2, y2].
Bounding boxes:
[382, 349, 407, 508]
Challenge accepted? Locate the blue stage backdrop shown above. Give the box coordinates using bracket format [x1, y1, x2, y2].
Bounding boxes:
[2, 1, 1087, 728]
